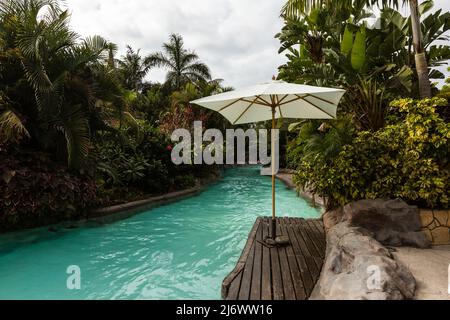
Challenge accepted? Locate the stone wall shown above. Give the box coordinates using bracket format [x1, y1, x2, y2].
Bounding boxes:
[420, 209, 450, 245]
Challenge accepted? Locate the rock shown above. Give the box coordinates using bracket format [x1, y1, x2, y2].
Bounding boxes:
[434, 211, 448, 226]
[421, 228, 433, 242]
[340, 199, 430, 248]
[398, 231, 431, 248]
[322, 208, 344, 231]
[431, 227, 450, 245]
[310, 221, 416, 300]
[419, 210, 434, 227]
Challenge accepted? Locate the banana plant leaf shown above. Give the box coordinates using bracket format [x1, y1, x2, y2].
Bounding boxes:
[341, 25, 354, 56]
[351, 26, 366, 71]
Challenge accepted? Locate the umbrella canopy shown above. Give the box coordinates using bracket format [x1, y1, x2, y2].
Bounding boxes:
[190, 80, 345, 125]
[191, 80, 345, 243]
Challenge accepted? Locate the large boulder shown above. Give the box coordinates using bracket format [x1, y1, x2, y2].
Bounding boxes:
[310, 221, 416, 300]
[323, 199, 430, 248]
[322, 207, 344, 231]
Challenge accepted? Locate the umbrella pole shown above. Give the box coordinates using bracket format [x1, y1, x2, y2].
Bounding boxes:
[271, 107, 276, 239]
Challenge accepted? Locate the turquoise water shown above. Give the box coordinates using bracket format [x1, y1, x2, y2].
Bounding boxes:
[0, 166, 320, 300]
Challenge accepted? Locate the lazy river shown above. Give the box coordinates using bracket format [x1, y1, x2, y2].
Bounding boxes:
[0, 166, 320, 299]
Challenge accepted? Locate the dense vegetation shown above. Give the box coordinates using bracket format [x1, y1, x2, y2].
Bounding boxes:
[0, 0, 228, 231]
[281, 0, 450, 209]
[1, 0, 449, 231]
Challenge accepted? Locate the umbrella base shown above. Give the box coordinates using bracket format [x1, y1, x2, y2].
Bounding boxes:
[264, 235, 290, 247]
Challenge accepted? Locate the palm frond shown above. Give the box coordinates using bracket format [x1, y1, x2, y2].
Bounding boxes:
[53, 104, 90, 169]
[183, 62, 211, 81]
[0, 110, 30, 143]
[146, 52, 173, 69]
[148, 33, 211, 89]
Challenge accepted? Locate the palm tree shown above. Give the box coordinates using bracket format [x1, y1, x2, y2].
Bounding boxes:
[197, 78, 234, 96]
[282, 0, 432, 98]
[0, 0, 113, 168]
[407, 0, 431, 98]
[117, 46, 151, 92]
[147, 34, 211, 90]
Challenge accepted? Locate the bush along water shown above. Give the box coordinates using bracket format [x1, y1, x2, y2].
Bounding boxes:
[94, 120, 203, 206]
[0, 0, 225, 231]
[291, 98, 450, 210]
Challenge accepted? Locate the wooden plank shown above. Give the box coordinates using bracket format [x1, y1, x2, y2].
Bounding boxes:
[275, 219, 295, 300]
[290, 219, 319, 266]
[292, 218, 321, 258]
[250, 222, 263, 300]
[261, 218, 272, 300]
[294, 227, 322, 285]
[281, 218, 307, 299]
[309, 219, 327, 248]
[285, 218, 315, 295]
[222, 218, 261, 299]
[238, 241, 255, 300]
[270, 231, 284, 300]
[291, 219, 323, 278]
[278, 218, 297, 300]
[226, 271, 242, 300]
[310, 219, 325, 236]
[304, 219, 325, 250]
[299, 219, 325, 259]
[223, 216, 326, 300]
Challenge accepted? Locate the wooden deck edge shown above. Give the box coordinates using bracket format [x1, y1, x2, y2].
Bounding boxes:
[221, 217, 262, 299]
[221, 217, 327, 300]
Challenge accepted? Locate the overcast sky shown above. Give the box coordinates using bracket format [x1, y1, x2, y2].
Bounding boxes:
[67, 0, 450, 88]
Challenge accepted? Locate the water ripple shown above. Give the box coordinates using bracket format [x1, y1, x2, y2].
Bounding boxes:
[0, 166, 320, 299]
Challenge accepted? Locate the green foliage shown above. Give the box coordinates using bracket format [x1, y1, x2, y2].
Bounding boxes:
[130, 84, 169, 122]
[0, 0, 122, 169]
[277, 0, 450, 97]
[436, 67, 450, 103]
[293, 98, 450, 209]
[0, 109, 30, 144]
[117, 46, 152, 91]
[0, 147, 98, 231]
[342, 76, 387, 131]
[147, 34, 211, 90]
[340, 25, 354, 56]
[350, 26, 366, 71]
[287, 117, 355, 169]
[95, 121, 198, 196]
[0, 0, 221, 231]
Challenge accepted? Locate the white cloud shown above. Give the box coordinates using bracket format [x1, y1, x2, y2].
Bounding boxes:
[67, 0, 287, 88]
[66, 0, 450, 88]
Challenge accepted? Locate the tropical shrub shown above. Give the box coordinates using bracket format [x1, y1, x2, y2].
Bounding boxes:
[95, 120, 200, 196]
[0, 146, 97, 231]
[293, 98, 450, 209]
[287, 117, 356, 170]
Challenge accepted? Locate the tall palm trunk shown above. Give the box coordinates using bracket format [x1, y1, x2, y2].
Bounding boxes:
[409, 0, 431, 98]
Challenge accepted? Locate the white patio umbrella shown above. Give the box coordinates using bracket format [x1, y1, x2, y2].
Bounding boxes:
[191, 80, 345, 243]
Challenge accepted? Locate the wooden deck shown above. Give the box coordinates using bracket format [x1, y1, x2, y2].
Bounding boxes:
[222, 217, 326, 300]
